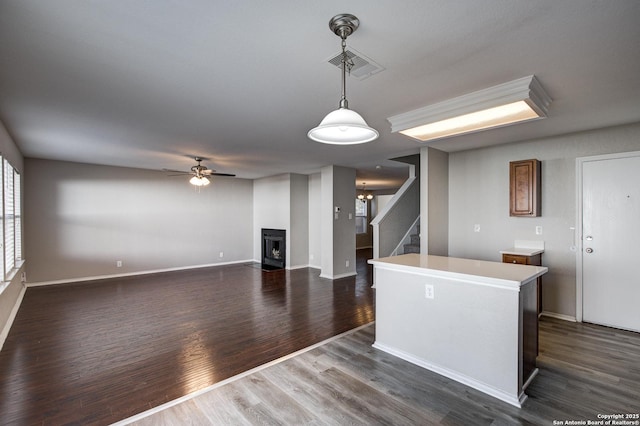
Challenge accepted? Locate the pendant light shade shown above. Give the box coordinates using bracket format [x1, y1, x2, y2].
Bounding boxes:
[308, 14, 378, 145]
[308, 107, 379, 144]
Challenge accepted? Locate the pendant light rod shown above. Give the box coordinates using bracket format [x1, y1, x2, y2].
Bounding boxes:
[308, 13, 379, 145]
[330, 14, 358, 109]
[339, 38, 348, 109]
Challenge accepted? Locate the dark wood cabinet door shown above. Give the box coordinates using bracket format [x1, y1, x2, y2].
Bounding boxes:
[502, 252, 543, 315]
[509, 159, 541, 216]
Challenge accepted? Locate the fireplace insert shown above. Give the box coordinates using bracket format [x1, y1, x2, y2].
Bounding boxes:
[261, 228, 286, 270]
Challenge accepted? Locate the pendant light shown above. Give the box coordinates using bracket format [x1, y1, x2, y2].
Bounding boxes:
[357, 182, 374, 200]
[308, 14, 379, 145]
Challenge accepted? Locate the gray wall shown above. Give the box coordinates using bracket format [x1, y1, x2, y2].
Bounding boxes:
[25, 158, 254, 283]
[253, 174, 291, 263]
[448, 121, 640, 318]
[252, 173, 309, 269]
[421, 147, 449, 256]
[320, 165, 356, 279]
[332, 166, 357, 278]
[308, 173, 321, 269]
[290, 173, 309, 268]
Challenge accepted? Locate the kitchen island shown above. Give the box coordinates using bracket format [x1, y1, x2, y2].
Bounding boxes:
[368, 254, 548, 407]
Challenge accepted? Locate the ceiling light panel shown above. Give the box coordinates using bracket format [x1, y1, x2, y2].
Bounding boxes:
[388, 76, 552, 142]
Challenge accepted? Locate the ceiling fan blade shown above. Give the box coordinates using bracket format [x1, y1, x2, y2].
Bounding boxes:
[163, 165, 235, 178]
[200, 169, 235, 177]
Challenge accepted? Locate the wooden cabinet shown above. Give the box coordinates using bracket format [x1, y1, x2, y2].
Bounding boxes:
[501, 252, 543, 315]
[501, 251, 543, 373]
[510, 159, 541, 217]
[502, 253, 541, 266]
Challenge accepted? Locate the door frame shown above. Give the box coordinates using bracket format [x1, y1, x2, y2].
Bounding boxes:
[575, 150, 640, 323]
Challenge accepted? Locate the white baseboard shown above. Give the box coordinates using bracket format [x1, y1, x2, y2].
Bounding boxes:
[372, 341, 525, 408]
[287, 264, 310, 270]
[319, 271, 357, 280]
[540, 311, 577, 322]
[523, 368, 539, 391]
[288, 264, 321, 271]
[0, 283, 27, 351]
[27, 259, 255, 288]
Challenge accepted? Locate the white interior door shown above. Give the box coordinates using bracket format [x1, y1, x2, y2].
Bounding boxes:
[581, 153, 640, 332]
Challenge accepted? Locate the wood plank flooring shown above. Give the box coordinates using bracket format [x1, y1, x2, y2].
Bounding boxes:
[3, 248, 640, 425]
[125, 317, 640, 425]
[0, 250, 375, 425]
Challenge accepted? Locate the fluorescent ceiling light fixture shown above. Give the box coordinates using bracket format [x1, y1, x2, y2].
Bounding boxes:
[308, 14, 378, 145]
[387, 75, 551, 142]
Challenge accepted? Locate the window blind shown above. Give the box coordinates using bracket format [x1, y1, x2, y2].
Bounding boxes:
[0, 156, 3, 280]
[4, 159, 15, 276]
[14, 170, 21, 263]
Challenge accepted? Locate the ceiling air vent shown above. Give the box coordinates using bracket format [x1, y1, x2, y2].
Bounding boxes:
[327, 47, 384, 81]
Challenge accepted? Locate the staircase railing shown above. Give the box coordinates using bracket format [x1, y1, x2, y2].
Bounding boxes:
[371, 176, 420, 259]
[390, 215, 420, 256]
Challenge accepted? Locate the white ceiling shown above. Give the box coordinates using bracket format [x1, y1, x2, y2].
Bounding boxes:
[1, 1, 639, 189]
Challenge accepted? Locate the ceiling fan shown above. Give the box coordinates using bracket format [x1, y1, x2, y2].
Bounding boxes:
[163, 157, 235, 186]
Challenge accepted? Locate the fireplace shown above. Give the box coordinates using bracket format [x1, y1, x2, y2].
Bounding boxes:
[261, 228, 286, 270]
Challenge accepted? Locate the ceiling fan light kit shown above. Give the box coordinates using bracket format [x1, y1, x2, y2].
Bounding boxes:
[163, 157, 235, 187]
[189, 175, 210, 186]
[308, 14, 379, 145]
[387, 75, 552, 142]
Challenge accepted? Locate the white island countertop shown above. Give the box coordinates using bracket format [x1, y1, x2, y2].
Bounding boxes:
[369, 254, 547, 290]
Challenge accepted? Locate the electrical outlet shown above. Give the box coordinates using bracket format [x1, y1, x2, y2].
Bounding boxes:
[425, 284, 434, 299]
[474, 224, 481, 232]
[535, 226, 543, 235]
[219, 251, 224, 258]
[346, 260, 350, 267]
[116, 260, 122, 268]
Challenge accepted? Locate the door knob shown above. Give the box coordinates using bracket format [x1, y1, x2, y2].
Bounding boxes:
[585, 236, 593, 241]
[585, 248, 594, 253]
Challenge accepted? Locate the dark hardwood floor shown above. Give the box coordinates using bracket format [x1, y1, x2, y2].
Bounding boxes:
[0, 249, 375, 425]
[4, 249, 639, 425]
[127, 317, 640, 425]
